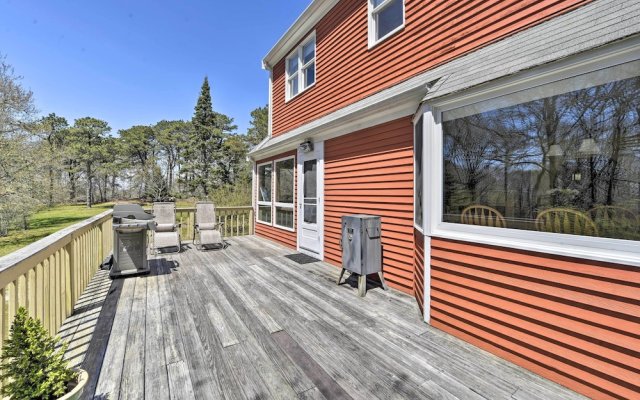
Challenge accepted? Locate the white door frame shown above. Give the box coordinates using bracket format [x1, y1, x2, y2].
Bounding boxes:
[297, 141, 324, 259]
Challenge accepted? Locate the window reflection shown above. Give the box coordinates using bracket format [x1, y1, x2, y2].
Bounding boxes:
[258, 164, 272, 202]
[443, 65, 640, 241]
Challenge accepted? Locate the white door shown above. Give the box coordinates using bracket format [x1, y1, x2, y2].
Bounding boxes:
[297, 141, 324, 258]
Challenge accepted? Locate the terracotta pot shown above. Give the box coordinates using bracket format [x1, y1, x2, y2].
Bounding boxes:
[58, 369, 88, 400]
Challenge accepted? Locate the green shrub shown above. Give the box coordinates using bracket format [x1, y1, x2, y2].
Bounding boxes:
[0, 307, 77, 399]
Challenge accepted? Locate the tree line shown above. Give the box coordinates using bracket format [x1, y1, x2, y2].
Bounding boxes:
[0, 54, 268, 236]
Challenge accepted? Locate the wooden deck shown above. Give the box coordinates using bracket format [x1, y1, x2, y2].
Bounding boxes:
[62, 235, 585, 400]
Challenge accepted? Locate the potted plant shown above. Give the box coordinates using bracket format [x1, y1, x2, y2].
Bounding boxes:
[0, 307, 88, 400]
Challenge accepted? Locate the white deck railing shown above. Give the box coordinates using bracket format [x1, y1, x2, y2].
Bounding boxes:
[0, 210, 113, 345]
[173, 206, 255, 240]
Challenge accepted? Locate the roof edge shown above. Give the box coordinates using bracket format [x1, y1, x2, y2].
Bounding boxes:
[249, 74, 432, 160]
[263, 0, 340, 69]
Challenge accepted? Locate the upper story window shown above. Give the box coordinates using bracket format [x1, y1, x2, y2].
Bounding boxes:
[368, 0, 405, 48]
[286, 33, 316, 101]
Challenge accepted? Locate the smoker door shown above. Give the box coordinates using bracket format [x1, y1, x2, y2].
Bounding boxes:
[361, 217, 382, 275]
[341, 217, 362, 275]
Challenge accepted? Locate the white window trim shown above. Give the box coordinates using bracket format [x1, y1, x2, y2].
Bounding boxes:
[413, 107, 426, 234]
[256, 161, 273, 226]
[368, 0, 405, 50]
[268, 69, 273, 138]
[273, 155, 296, 232]
[285, 32, 316, 102]
[421, 43, 640, 267]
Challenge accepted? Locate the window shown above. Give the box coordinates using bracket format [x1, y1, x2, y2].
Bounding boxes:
[441, 61, 640, 243]
[414, 115, 424, 230]
[257, 162, 272, 224]
[303, 160, 317, 224]
[256, 157, 295, 230]
[368, 0, 404, 48]
[286, 33, 316, 101]
[418, 41, 640, 265]
[274, 157, 295, 229]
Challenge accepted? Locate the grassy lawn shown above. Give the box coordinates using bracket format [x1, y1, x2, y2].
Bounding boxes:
[0, 203, 113, 257]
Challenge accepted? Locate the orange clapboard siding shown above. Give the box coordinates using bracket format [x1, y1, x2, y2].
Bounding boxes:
[324, 117, 414, 294]
[429, 238, 640, 400]
[255, 151, 297, 250]
[414, 230, 425, 315]
[271, 0, 591, 136]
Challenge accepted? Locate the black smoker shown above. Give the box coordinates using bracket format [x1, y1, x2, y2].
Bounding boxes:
[337, 214, 388, 297]
[111, 204, 154, 278]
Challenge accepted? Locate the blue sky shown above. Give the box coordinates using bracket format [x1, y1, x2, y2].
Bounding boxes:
[0, 0, 309, 134]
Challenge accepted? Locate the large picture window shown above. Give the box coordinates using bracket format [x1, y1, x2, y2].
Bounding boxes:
[275, 157, 295, 229]
[286, 34, 315, 101]
[441, 62, 640, 242]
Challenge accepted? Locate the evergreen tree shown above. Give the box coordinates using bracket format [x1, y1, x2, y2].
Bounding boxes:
[182, 77, 224, 196]
[246, 105, 268, 146]
[0, 307, 76, 399]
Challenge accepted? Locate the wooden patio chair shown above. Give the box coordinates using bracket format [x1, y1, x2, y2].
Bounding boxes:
[588, 205, 639, 239]
[460, 205, 507, 228]
[151, 202, 181, 254]
[535, 208, 598, 236]
[194, 201, 225, 250]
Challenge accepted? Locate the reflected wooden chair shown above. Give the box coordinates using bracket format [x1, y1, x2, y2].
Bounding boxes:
[460, 205, 507, 228]
[588, 205, 639, 239]
[535, 208, 599, 236]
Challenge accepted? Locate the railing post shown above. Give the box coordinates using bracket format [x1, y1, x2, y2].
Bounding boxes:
[250, 207, 255, 235]
[0, 288, 4, 348]
[67, 238, 76, 311]
[98, 223, 103, 266]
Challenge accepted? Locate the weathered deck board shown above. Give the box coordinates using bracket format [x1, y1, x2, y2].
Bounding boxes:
[59, 236, 585, 400]
[143, 260, 169, 400]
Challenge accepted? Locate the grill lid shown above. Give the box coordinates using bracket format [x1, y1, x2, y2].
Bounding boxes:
[113, 204, 154, 221]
